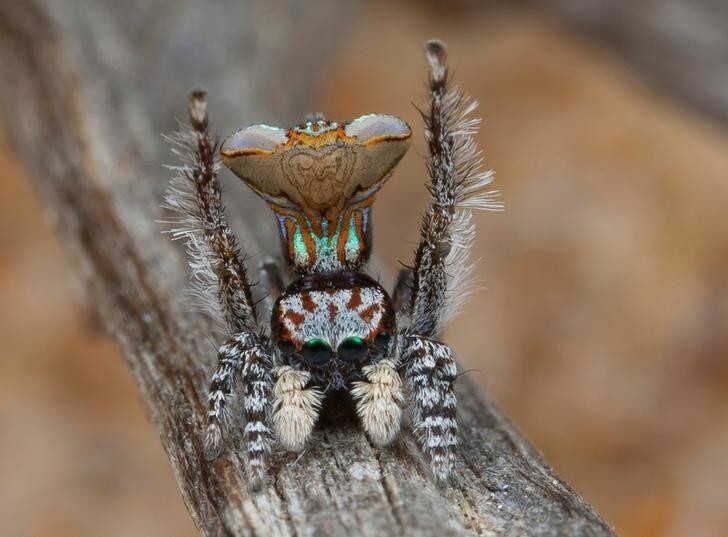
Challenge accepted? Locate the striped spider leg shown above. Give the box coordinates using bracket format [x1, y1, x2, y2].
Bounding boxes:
[164, 92, 274, 487]
[398, 41, 502, 480]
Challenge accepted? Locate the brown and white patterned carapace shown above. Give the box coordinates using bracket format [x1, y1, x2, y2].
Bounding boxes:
[271, 271, 396, 368]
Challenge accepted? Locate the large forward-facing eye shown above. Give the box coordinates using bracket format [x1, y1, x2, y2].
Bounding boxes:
[301, 338, 333, 367]
[338, 336, 368, 363]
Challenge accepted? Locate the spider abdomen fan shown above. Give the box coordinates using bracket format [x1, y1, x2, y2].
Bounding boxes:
[221, 115, 411, 273]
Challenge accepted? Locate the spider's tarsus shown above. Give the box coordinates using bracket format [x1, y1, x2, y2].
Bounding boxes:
[431, 461, 455, 483]
[424, 39, 447, 82]
[247, 463, 267, 491]
[188, 89, 209, 129]
[202, 423, 225, 461]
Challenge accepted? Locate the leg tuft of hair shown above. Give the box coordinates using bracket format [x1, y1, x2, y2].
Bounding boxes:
[352, 359, 405, 446]
[272, 366, 322, 452]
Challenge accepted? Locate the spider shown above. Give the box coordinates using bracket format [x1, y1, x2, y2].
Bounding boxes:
[165, 40, 500, 488]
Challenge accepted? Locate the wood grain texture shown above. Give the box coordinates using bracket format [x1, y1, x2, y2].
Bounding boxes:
[0, 1, 613, 535]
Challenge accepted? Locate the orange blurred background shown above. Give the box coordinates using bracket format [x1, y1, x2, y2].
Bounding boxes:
[2, 2, 728, 536]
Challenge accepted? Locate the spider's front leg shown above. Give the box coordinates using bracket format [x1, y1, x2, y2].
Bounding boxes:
[401, 335, 457, 481]
[203, 332, 274, 487]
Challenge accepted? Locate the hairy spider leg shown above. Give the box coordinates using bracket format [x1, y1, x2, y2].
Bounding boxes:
[402, 335, 458, 481]
[166, 92, 275, 488]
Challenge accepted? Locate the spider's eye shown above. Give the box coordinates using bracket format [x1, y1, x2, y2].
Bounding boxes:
[338, 336, 368, 363]
[301, 338, 333, 367]
[373, 331, 391, 349]
[277, 339, 295, 354]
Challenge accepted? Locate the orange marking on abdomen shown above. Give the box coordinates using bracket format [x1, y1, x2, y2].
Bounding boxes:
[359, 303, 379, 323]
[301, 293, 316, 312]
[347, 288, 362, 310]
[284, 310, 305, 326]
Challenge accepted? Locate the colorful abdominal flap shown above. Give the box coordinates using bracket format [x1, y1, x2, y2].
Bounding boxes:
[220, 115, 411, 272]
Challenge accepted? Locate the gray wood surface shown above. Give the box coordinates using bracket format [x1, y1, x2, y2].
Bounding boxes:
[0, 1, 614, 535]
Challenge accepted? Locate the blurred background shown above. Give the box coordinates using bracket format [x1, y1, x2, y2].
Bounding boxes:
[2, 1, 728, 536]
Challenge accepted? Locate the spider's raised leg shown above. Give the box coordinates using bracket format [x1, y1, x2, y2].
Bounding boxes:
[271, 366, 323, 452]
[166, 92, 271, 484]
[407, 41, 500, 338]
[400, 41, 501, 480]
[204, 333, 273, 487]
[351, 357, 405, 446]
[165, 90, 259, 336]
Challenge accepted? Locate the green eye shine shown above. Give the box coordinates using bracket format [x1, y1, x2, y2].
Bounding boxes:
[301, 338, 333, 366]
[338, 336, 368, 363]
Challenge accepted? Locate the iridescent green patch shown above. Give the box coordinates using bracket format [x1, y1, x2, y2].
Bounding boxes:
[344, 215, 360, 260]
[292, 225, 309, 266]
[309, 218, 343, 268]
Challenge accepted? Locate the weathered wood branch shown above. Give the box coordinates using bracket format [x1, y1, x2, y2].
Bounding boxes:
[0, 1, 614, 535]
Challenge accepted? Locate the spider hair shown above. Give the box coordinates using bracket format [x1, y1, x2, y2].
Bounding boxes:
[162, 91, 258, 338]
[408, 40, 503, 338]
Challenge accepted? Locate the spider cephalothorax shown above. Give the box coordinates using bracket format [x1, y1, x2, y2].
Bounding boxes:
[274, 272, 394, 353]
[165, 40, 501, 488]
[272, 271, 396, 382]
